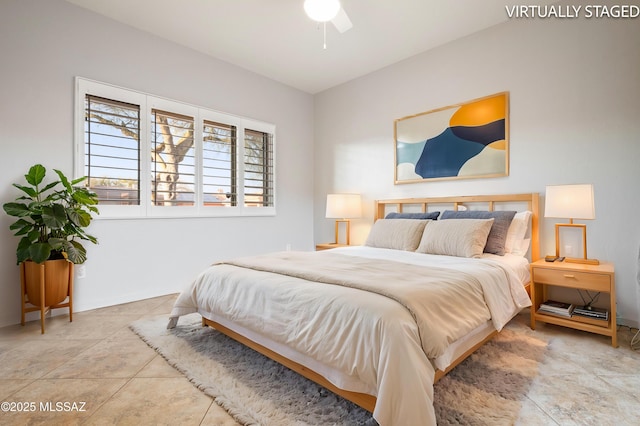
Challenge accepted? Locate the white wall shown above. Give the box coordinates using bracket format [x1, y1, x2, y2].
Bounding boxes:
[0, 0, 315, 327]
[313, 2, 640, 326]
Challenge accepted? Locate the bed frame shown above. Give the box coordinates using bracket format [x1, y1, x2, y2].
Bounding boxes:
[202, 192, 540, 413]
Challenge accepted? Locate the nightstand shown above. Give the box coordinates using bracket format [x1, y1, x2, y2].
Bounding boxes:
[530, 259, 617, 347]
[315, 243, 349, 251]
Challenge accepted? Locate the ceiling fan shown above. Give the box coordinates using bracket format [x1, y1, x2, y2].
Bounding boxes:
[304, 0, 353, 48]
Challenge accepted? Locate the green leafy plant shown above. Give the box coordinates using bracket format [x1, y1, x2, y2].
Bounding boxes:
[3, 164, 99, 264]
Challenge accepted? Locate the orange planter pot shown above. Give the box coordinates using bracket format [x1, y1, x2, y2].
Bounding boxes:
[22, 259, 72, 307]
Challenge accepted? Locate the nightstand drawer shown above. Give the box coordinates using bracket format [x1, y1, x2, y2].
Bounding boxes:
[533, 268, 610, 292]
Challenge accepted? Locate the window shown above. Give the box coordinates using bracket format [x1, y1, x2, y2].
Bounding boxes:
[84, 95, 141, 205]
[150, 109, 195, 206]
[75, 78, 275, 218]
[203, 121, 237, 207]
[244, 129, 274, 207]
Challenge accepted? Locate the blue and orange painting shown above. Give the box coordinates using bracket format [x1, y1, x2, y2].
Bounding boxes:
[395, 92, 508, 183]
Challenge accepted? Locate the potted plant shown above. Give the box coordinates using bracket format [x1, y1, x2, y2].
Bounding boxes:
[3, 164, 99, 311]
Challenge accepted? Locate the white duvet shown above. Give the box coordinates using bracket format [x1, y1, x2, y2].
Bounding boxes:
[169, 246, 531, 426]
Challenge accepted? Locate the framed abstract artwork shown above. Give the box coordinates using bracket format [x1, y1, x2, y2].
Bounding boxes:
[394, 92, 509, 184]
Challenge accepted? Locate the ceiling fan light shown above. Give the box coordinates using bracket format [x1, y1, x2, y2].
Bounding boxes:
[304, 0, 341, 22]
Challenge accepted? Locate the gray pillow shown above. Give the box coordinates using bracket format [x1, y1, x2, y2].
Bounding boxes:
[440, 210, 516, 255]
[385, 211, 440, 220]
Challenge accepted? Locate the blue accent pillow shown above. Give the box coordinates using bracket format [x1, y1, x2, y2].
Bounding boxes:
[440, 210, 516, 255]
[385, 211, 440, 220]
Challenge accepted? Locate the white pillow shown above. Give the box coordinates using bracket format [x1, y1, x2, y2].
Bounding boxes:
[364, 219, 429, 251]
[504, 211, 532, 255]
[416, 218, 494, 258]
[513, 238, 532, 257]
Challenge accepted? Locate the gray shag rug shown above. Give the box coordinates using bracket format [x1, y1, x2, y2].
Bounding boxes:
[130, 314, 547, 426]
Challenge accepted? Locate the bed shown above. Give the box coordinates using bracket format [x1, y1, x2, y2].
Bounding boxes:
[169, 193, 540, 425]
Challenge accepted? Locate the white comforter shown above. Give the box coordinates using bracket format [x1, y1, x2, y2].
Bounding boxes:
[169, 246, 531, 426]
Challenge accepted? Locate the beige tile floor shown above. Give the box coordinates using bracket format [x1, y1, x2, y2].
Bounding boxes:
[0, 294, 238, 426]
[0, 294, 638, 425]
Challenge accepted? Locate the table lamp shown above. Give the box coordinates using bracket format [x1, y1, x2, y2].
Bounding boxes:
[544, 184, 598, 265]
[325, 193, 361, 245]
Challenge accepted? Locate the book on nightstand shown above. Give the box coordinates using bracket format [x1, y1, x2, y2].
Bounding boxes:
[538, 300, 575, 317]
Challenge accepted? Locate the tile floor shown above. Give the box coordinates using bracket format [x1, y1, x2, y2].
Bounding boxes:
[0, 294, 238, 425]
[0, 294, 638, 425]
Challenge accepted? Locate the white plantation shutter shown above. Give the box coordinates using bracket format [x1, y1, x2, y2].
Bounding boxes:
[244, 129, 274, 207]
[84, 95, 141, 205]
[150, 109, 195, 206]
[202, 120, 237, 207]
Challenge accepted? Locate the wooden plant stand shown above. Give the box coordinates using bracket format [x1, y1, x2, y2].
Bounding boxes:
[20, 261, 74, 334]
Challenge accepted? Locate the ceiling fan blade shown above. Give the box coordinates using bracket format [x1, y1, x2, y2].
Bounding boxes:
[331, 7, 353, 33]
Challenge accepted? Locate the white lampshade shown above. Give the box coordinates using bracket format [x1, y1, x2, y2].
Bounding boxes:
[544, 184, 595, 220]
[326, 193, 361, 219]
[304, 0, 341, 22]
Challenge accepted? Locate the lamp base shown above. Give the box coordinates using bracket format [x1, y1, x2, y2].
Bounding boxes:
[334, 219, 351, 246]
[564, 257, 600, 265]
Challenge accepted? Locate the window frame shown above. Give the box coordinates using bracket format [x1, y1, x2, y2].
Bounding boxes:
[75, 77, 276, 219]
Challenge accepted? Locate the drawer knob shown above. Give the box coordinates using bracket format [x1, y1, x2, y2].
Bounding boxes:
[563, 274, 575, 278]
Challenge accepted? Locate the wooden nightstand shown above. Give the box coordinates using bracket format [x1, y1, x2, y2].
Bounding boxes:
[530, 259, 617, 347]
[315, 243, 349, 251]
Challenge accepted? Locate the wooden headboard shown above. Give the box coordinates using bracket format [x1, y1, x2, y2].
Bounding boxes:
[374, 193, 540, 262]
